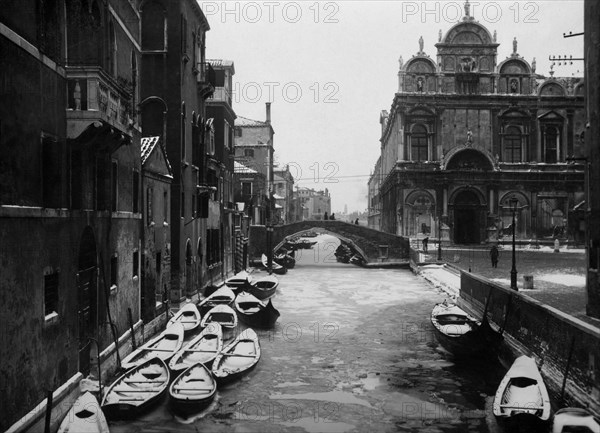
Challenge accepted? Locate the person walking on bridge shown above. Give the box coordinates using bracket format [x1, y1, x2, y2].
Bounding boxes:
[490, 244, 499, 268]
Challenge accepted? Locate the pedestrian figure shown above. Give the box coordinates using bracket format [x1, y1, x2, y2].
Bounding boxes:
[354, 218, 359, 225]
[330, 213, 335, 220]
[422, 236, 429, 253]
[490, 244, 499, 268]
[324, 212, 328, 220]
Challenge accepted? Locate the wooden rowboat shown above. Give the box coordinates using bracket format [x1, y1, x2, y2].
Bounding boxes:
[212, 328, 260, 383]
[493, 355, 551, 430]
[58, 391, 109, 433]
[200, 304, 238, 330]
[261, 254, 287, 275]
[168, 323, 223, 372]
[198, 286, 235, 315]
[169, 362, 217, 416]
[552, 407, 600, 433]
[430, 301, 501, 358]
[224, 270, 253, 292]
[101, 357, 169, 420]
[167, 303, 201, 334]
[120, 323, 184, 371]
[274, 252, 295, 269]
[249, 275, 279, 300]
[234, 291, 280, 329]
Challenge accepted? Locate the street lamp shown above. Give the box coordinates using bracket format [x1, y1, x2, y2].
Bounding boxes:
[510, 198, 519, 291]
[437, 214, 443, 261]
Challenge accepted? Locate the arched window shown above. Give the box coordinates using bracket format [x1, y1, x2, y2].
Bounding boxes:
[503, 126, 521, 162]
[411, 125, 428, 162]
[142, 0, 166, 50]
[543, 125, 560, 163]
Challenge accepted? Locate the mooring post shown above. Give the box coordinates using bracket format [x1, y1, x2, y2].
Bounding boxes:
[127, 307, 136, 350]
[44, 390, 53, 433]
[561, 336, 577, 403]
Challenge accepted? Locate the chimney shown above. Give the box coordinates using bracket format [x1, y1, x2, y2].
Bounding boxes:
[265, 102, 271, 124]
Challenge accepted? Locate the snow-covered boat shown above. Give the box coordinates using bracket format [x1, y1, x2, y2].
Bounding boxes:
[261, 254, 287, 275]
[57, 391, 109, 433]
[200, 304, 238, 330]
[101, 357, 169, 419]
[234, 291, 280, 328]
[552, 407, 600, 433]
[249, 274, 279, 300]
[197, 285, 235, 315]
[224, 270, 253, 292]
[169, 362, 217, 416]
[167, 303, 201, 334]
[168, 323, 223, 372]
[120, 323, 184, 370]
[493, 355, 551, 430]
[212, 328, 260, 383]
[430, 301, 501, 358]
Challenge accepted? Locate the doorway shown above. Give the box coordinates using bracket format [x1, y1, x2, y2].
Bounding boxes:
[453, 190, 482, 244]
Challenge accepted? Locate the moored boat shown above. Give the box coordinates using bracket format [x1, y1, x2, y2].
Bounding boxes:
[58, 391, 109, 433]
[212, 328, 260, 383]
[197, 286, 235, 315]
[249, 274, 279, 300]
[167, 303, 201, 334]
[274, 252, 296, 269]
[120, 323, 184, 370]
[493, 355, 551, 431]
[101, 357, 169, 420]
[430, 301, 501, 358]
[234, 291, 280, 328]
[224, 270, 253, 292]
[551, 407, 600, 433]
[261, 254, 287, 275]
[169, 362, 217, 416]
[168, 323, 223, 372]
[200, 304, 238, 330]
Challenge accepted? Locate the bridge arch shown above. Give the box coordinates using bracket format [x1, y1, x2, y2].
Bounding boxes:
[248, 220, 410, 266]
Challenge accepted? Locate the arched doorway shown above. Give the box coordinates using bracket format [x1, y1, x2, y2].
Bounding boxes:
[77, 226, 97, 375]
[453, 190, 482, 244]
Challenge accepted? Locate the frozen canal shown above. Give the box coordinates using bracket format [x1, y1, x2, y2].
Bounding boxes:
[110, 234, 506, 432]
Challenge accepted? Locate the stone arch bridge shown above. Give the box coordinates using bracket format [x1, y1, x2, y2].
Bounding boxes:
[248, 220, 410, 266]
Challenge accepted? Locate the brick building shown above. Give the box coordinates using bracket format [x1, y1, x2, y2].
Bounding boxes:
[1, 0, 142, 429]
[373, 4, 585, 246]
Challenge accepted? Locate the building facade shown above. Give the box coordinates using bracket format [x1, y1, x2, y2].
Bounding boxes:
[273, 165, 295, 224]
[293, 187, 332, 221]
[1, 0, 142, 429]
[234, 104, 275, 223]
[367, 155, 382, 230]
[374, 6, 585, 246]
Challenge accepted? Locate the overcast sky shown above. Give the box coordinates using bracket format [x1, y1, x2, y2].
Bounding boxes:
[203, 0, 584, 214]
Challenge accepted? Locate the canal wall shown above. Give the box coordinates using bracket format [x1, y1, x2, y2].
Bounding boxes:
[458, 271, 600, 417]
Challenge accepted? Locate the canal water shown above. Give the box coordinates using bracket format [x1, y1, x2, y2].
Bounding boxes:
[109, 234, 507, 433]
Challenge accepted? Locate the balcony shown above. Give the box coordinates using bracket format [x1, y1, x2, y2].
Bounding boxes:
[197, 61, 216, 99]
[65, 66, 133, 138]
[209, 87, 232, 105]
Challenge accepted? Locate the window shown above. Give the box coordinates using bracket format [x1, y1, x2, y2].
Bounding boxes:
[543, 125, 560, 163]
[503, 126, 522, 162]
[133, 250, 139, 280]
[235, 127, 242, 137]
[242, 182, 252, 197]
[181, 15, 188, 53]
[44, 272, 59, 317]
[111, 161, 118, 211]
[110, 255, 118, 289]
[411, 125, 428, 162]
[244, 149, 254, 158]
[207, 229, 221, 266]
[224, 121, 230, 150]
[133, 170, 140, 213]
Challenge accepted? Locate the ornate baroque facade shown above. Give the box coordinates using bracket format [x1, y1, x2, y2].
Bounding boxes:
[372, 6, 585, 246]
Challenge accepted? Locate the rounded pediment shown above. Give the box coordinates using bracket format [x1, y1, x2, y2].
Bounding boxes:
[405, 57, 437, 73]
[538, 81, 566, 97]
[441, 22, 494, 46]
[444, 148, 495, 171]
[498, 58, 531, 75]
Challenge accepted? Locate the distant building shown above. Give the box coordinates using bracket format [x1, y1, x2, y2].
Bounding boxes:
[367, 155, 382, 230]
[373, 4, 584, 245]
[234, 104, 275, 223]
[234, 161, 267, 225]
[293, 187, 331, 221]
[273, 165, 295, 224]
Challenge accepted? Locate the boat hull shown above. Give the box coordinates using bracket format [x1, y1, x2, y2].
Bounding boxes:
[236, 299, 280, 329]
[212, 328, 260, 383]
[169, 363, 217, 417]
[58, 392, 109, 433]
